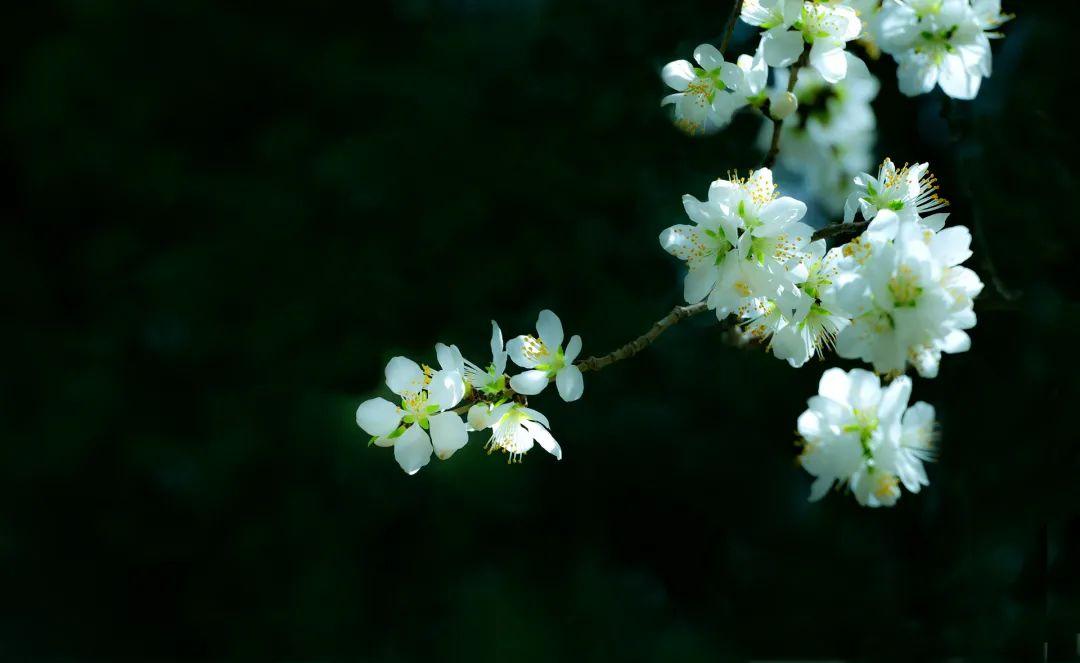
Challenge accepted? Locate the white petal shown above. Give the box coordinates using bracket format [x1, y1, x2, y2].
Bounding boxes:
[661, 60, 695, 91]
[941, 329, 971, 354]
[563, 335, 583, 364]
[817, 367, 852, 405]
[878, 376, 912, 424]
[510, 369, 550, 396]
[393, 424, 432, 475]
[555, 365, 584, 402]
[693, 43, 725, 70]
[435, 343, 463, 373]
[355, 397, 402, 437]
[759, 196, 807, 227]
[762, 28, 804, 67]
[429, 411, 469, 460]
[810, 39, 847, 84]
[522, 421, 562, 460]
[684, 265, 719, 303]
[536, 309, 564, 350]
[938, 54, 981, 100]
[897, 55, 938, 97]
[506, 336, 538, 368]
[921, 212, 949, 232]
[808, 476, 833, 502]
[518, 406, 550, 429]
[847, 368, 882, 410]
[385, 356, 424, 396]
[427, 369, 465, 410]
[930, 226, 973, 266]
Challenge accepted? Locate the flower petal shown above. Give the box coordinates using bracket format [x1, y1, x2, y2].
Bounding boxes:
[522, 421, 562, 460]
[693, 43, 725, 70]
[555, 365, 584, 402]
[510, 369, 550, 396]
[427, 369, 465, 410]
[761, 27, 804, 67]
[661, 60, 695, 91]
[393, 424, 433, 475]
[385, 356, 424, 396]
[536, 309, 564, 350]
[355, 397, 402, 437]
[429, 411, 469, 460]
[563, 334, 583, 364]
[506, 336, 538, 369]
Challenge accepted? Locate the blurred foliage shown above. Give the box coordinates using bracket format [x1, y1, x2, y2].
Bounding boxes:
[0, 0, 1077, 660]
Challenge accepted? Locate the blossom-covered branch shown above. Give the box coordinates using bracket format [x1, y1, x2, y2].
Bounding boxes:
[355, 0, 1013, 510]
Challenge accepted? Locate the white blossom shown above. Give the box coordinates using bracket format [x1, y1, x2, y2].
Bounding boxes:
[507, 309, 584, 402]
[797, 367, 937, 506]
[829, 209, 982, 377]
[463, 321, 508, 396]
[661, 44, 746, 135]
[743, 0, 863, 83]
[660, 168, 816, 323]
[467, 402, 562, 464]
[844, 157, 950, 226]
[872, 0, 1010, 100]
[355, 355, 469, 475]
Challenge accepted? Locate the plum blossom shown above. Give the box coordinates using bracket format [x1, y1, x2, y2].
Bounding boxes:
[355, 355, 469, 475]
[797, 367, 937, 506]
[871, 0, 1011, 99]
[507, 309, 584, 402]
[661, 44, 746, 135]
[844, 157, 950, 226]
[829, 209, 982, 377]
[467, 402, 562, 464]
[660, 168, 816, 324]
[463, 321, 508, 396]
[742, 0, 863, 83]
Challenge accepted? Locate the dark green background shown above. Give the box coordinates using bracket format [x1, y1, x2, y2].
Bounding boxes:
[1, 1, 1077, 660]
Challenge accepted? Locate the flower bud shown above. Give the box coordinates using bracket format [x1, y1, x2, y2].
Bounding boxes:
[769, 91, 798, 120]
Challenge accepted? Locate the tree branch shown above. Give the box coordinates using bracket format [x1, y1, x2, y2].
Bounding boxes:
[762, 48, 808, 169]
[576, 302, 710, 373]
[812, 220, 869, 242]
[720, 0, 744, 55]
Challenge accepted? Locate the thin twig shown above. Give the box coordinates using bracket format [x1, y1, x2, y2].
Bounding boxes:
[719, 0, 744, 55]
[576, 302, 710, 373]
[762, 48, 808, 169]
[812, 220, 869, 242]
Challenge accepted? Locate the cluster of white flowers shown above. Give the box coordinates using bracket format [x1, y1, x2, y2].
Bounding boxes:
[661, 1, 1011, 135]
[355, 311, 582, 474]
[830, 159, 982, 378]
[659, 156, 980, 504]
[357, 0, 1010, 512]
[797, 367, 936, 506]
[871, 0, 1012, 100]
[660, 167, 847, 367]
[759, 52, 880, 214]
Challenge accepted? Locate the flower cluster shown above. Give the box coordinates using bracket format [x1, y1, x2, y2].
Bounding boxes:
[829, 159, 982, 378]
[742, 0, 863, 83]
[357, 0, 1010, 513]
[797, 367, 937, 506]
[660, 2, 1010, 136]
[659, 167, 846, 367]
[871, 0, 1012, 99]
[355, 311, 582, 474]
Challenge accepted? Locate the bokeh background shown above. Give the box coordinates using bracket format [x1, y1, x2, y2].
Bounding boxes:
[2, 1, 1078, 660]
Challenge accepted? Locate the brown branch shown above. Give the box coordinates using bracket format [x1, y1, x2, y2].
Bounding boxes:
[576, 302, 710, 373]
[720, 0, 744, 55]
[812, 220, 869, 242]
[762, 48, 808, 169]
